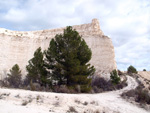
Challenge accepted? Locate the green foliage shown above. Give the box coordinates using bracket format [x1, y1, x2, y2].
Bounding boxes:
[26, 47, 48, 86]
[44, 26, 95, 92]
[110, 69, 120, 85]
[143, 69, 146, 71]
[127, 65, 137, 74]
[7, 64, 22, 88]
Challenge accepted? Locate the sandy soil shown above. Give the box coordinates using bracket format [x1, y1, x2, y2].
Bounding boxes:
[0, 76, 149, 113]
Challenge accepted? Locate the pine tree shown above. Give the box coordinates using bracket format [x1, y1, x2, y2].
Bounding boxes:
[26, 47, 48, 86]
[127, 65, 137, 74]
[110, 69, 120, 85]
[44, 26, 95, 92]
[7, 64, 22, 88]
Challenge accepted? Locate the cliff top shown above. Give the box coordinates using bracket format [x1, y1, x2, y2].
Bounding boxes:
[0, 19, 104, 38]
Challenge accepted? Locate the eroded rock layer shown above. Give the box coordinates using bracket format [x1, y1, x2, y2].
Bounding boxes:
[0, 19, 116, 79]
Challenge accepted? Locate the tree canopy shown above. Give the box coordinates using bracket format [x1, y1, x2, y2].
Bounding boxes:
[26, 47, 48, 86]
[7, 64, 22, 88]
[110, 69, 120, 85]
[127, 65, 137, 74]
[44, 26, 95, 92]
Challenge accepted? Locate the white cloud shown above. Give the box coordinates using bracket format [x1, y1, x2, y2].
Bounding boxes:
[4, 9, 26, 22]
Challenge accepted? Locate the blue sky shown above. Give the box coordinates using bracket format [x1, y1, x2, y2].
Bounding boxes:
[0, 0, 150, 71]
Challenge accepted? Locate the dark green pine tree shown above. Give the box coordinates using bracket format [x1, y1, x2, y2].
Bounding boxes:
[127, 65, 137, 74]
[7, 64, 22, 88]
[110, 70, 120, 85]
[44, 26, 95, 92]
[26, 47, 48, 86]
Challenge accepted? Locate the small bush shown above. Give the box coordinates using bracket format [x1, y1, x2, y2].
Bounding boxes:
[68, 106, 77, 113]
[95, 110, 100, 113]
[127, 65, 137, 74]
[83, 101, 88, 105]
[143, 69, 146, 71]
[22, 101, 28, 106]
[74, 99, 81, 104]
[90, 101, 98, 106]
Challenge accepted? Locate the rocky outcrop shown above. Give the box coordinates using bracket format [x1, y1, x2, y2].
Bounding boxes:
[0, 19, 116, 79]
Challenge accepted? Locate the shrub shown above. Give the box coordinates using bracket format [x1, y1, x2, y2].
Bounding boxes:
[121, 86, 150, 105]
[127, 65, 137, 74]
[92, 75, 127, 93]
[92, 77, 113, 92]
[83, 101, 88, 105]
[143, 69, 146, 71]
[136, 89, 150, 104]
[22, 100, 28, 106]
[68, 106, 77, 113]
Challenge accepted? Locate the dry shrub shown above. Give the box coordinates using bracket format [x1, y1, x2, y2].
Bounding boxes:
[83, 101, 88, 105]
[53, 85, 81, 93]
[121, 89, 136, 98]
[53, 101, 60, 107]
[92, 77, 113, 93]
[53, 85, 70, 93]
[22, 100, 29, 106]
[68, 106, 77, 113]
[121, 86, 150, 105]
[74, 99, 81, 104]
[92, 76, 127, 93]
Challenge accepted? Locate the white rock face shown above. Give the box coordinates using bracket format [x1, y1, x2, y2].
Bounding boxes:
[0, 19, 116, 79]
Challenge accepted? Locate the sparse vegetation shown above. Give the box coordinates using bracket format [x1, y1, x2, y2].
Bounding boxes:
[121, 86, 150, 105]
[74, 99, 81, 104]
[68, 106, 77, 113]
[53, 101, 60, 107]
[92, 74, 127, 93]
[90, 100, 99, 106]
[22, 100, 29, 106]
[36, 95, 40, 101]
[83, 101, 88, 105]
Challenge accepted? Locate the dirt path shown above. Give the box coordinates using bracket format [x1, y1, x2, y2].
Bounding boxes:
[0, 76, 149, 113]
[91, 76, 148, 113]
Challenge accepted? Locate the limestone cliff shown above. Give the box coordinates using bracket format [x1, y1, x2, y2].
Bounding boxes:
[0, 19, 116, 79]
